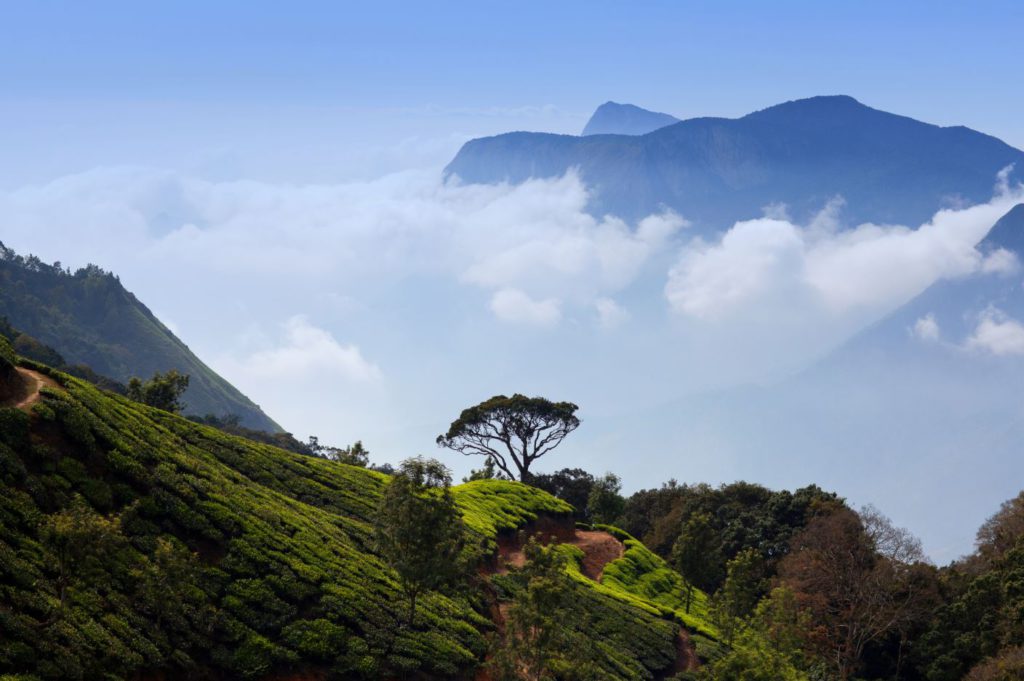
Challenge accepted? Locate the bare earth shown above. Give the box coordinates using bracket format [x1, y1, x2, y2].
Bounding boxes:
[1, 367, 57, 410]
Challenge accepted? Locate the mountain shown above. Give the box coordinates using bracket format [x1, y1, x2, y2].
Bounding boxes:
[616, 204, 1024, 560]
[581, 101, 680, 136]
[446, 95, 1024, 230]
[0, 244, 280, 431]
[0, 346, 725, 679]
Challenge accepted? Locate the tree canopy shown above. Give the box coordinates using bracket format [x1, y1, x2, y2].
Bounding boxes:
[127, 370, 190, 413]
[436, 394, 580, 482]
[374, 457, 466, 627]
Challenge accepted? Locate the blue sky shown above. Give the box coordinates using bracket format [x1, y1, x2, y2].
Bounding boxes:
[3, 1, 1024, 185]
[3, 2, 1024, 558]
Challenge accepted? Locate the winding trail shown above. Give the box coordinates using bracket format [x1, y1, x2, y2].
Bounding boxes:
[1, 367, 56, 410]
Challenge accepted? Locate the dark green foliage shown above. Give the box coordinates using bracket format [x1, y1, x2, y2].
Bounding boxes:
[462, 457, 509, 482]
[0, 245, 278, 430]
[187, 413, 313, 455]
[490, 540, 601, 680]
[126, 370, 189, 413]
[0, 370, 502, 679]
[309, 437, 371, 467]
[436, 393, 580, 481]
[0, 333, 16, 368]
[622, 480, 842, 592]
[587, 473, 625, 526]
[491, 541, 679, 680]
[375, 457, 466, 626]
[0, 317, 125, 393]
[530, 467, 594, 520]
[673, 513, 723, 613]
[914, 545, 1024, 680]
[709, 548, 766, 644]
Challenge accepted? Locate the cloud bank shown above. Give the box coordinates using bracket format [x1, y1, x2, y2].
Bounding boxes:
[666, 190, 1024, 323]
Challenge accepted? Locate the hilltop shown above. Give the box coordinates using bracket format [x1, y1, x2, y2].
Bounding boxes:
[0, 243, 280, 431]
[581, 102, 680, 136]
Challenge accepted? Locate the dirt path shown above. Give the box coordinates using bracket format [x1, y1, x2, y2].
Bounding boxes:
[0, 367, 57, 410]
[494, 527, 625, 581]
[670, 629, 700, 674]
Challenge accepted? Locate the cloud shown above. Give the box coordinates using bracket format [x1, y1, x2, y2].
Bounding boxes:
[965, 307, 1024, 356]
[217, 316, 381, 382]
[665, 189, 1024, 321]
[912, 314, 940, 342]
[981, 248, 1021, 276]
[489, 288, 561, 326]
[665, 218, 805, 319]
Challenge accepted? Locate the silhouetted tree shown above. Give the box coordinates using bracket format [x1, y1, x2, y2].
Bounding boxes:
[436, 394, 580, 482]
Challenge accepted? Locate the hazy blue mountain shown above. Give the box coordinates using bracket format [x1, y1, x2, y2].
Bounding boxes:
[0, 244, 281, 431]
[447, 95, 1024, 231]
[581, 101, 680, 136]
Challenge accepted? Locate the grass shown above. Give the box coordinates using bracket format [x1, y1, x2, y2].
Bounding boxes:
[0, 350, 733, 679]
[0, 365, 490, 679]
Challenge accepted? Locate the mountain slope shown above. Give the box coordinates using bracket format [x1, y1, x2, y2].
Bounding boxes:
[0, 351, 722, 679]
[447, 95, 1024, 231]
[581, 102, 680, 136]
[0, 244, 280, 431]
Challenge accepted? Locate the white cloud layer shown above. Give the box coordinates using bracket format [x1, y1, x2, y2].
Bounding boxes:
[216, 316, 381, 382]
[665, 188, 1024, 322]
[3, 164, 1023, 478]
[965, 307, 1024, 356]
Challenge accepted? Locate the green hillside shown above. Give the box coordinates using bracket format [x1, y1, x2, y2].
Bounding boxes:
[0, 350, 724, 680]
[0, 244, 279, 431]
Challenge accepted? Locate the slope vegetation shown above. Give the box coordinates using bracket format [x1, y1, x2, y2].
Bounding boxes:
[0, 348, 715, 679]
[0, 245, 279, 431]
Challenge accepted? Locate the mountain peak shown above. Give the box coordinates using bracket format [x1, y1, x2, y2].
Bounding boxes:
[581, 101, 679, 136]
[981, 203, 1024, 253]
[742, 94, 873, 121]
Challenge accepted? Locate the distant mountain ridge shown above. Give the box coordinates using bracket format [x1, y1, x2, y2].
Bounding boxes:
[0, 244, 280, 431]
[581, 101, 680, 136]
[447, 95, 1024, 231]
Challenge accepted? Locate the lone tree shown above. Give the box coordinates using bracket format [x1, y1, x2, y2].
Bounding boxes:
[374, 457, 466, 628]
[436, 394, 580, 482]
[127, 370, 190, 413]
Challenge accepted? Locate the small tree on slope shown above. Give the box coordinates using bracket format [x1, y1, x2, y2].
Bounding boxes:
[374, 457, 466, 628]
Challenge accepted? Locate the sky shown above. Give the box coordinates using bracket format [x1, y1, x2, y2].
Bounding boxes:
[2, 1, 1024, 559]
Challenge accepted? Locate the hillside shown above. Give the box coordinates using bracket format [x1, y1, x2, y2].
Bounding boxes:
[446, 95, 1024, 230]
[0, 243, 280, 431]
[0, 342, 729, 680]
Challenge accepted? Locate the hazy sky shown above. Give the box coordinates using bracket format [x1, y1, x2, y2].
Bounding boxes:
[3, 1, 1024, 186]
[3, 2, 1024, 559]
